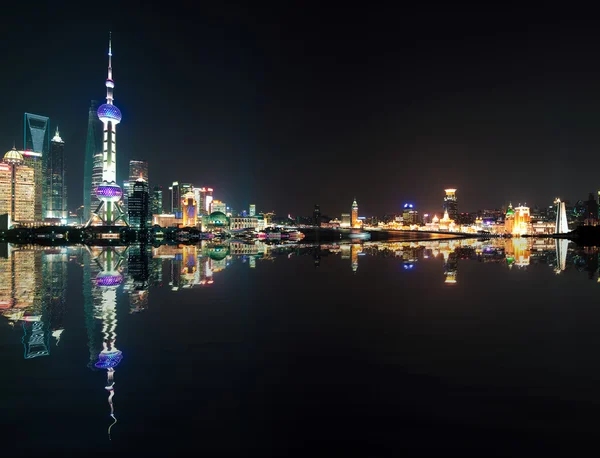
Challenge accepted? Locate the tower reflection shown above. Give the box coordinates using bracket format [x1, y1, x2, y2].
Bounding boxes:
[87, 246, 127, 440]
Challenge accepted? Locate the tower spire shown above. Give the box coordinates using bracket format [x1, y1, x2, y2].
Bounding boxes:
[106, 32, 114, 105]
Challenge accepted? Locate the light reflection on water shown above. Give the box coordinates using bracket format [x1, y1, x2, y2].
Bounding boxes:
[0, 237, 598, 454]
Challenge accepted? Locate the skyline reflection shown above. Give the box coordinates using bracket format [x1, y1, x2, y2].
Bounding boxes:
[0, 237, 599, 452]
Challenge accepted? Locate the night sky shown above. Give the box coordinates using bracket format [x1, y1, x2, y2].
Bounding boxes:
[2, 5, 600, 218]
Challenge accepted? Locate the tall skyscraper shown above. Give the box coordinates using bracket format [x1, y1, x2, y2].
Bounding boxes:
[1, 148, 35, 224]
[249, 204, 256, 217]
[182, 191, 197, 227]
[46, 128, 67, 219]
[122, 181, 130, 214]
[351, 198, 359, 228]
[24, 113, 49, 220]
[196, 187, 213, 215]
[88, 33, 127, 226]
[128, 178, 150, 231]
[128, 160, 148, 188]
[443, 189, 458, 222]
[313, 204, 321, 226]
[151, 186, 163, 215]
[169, 182, 180, 213]
[171, 182, 192, 214]
[555, 198, 569, 234]
[84, 100, 103, 221]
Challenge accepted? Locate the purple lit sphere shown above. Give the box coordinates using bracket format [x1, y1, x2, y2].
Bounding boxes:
[95, 350, 123, 369]
[95, 273, 123, 287]
[97, 103, 122, 123]
[96, 183, 123, 201]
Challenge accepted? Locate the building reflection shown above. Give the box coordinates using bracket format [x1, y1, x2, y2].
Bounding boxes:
[0, 244, 68, 358]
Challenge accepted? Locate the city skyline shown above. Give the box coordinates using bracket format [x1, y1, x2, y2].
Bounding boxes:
[3, 6, 600, 216]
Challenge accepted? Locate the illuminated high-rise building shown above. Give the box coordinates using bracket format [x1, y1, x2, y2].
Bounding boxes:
[182, 191, 197, 227]
[84, 100, 104, 221]
[504, 203, 515, 234]
[513, 205, 531, 236]
[402, 203, 419, 224]
[210, 199, 226, 214]
[555, 198, 569, 234]
[443, 189, 458, 222]
[151, 186, 163, 215]
[20, 150, 43, 221]
[249, 204, 256, 217]
[87, 33, 127, 227]
[351, 198, 359, 228]
[196, 187, 213, 215]
[1, 148, 35, 224]
[46, 128, 67, 220]
[128, 178, 150, 231]
[24, 113, 49, 220]
[121, 180, 130, 213]
[128, 160, 148, 188]
[170, 182, 193, 214]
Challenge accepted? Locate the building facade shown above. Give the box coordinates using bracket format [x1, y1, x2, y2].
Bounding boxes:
[182, 192, 197, 227]
[351, 198, 359, 228]
[128, 160, 148, 187]
[24, 113, 49, 220]
[21, 151, 43, 221]
[46, 128, 67, 219]
[128, 178, 150, 230]
[210, 199, 226, 214]
[443, 189, 458, 222]
[230, 216, 260, 230]
[151, 186, 163, 215]
[1, 148, 35, 225]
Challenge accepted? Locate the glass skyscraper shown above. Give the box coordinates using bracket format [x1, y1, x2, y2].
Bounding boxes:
[23, 113, 49, 221]
[128, 178, 150, 230]
[46, 128, 67, 219]
[128, 160, 148, 187]
[83, 101, 104, 221]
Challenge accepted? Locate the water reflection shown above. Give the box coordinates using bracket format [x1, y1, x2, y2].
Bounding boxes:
[0, 237, 599, 447]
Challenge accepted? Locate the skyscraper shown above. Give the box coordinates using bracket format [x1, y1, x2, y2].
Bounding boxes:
[249, 204, 256, 217]
[197, 187, 213, 216]
[182, 191, 197, 227]
[443, 189, 458, 222]
[555, 198, 569, 234]
[1, 148, 35, 224]
[171, 182, 192, 214]
[151, 186, 163, 215]
[24, 113, 49, 220]
[351, 198, 359, 228]
[46, 128, 67, 220]
[313, 204, 321, 226]
[84, 100, 103, 221]
[128, 178, 150, 231]
[128, 160, 148, 188]
[88, 33, 127, 227]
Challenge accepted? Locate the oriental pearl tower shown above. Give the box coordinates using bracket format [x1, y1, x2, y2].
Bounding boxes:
[86, 33, 127, 227]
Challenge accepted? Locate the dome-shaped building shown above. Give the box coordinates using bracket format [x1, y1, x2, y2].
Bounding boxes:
[3, 147, 23, 164]
[208, 211, 228, 227]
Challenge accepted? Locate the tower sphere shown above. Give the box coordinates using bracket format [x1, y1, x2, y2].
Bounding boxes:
[97, 103, 122, 124]
[96, 181, 123, 202]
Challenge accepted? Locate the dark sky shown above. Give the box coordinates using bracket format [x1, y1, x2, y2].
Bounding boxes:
[2, 4, 600, 217]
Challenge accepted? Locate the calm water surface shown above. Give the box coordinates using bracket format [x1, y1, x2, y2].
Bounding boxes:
[1, 238, 599, 456]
